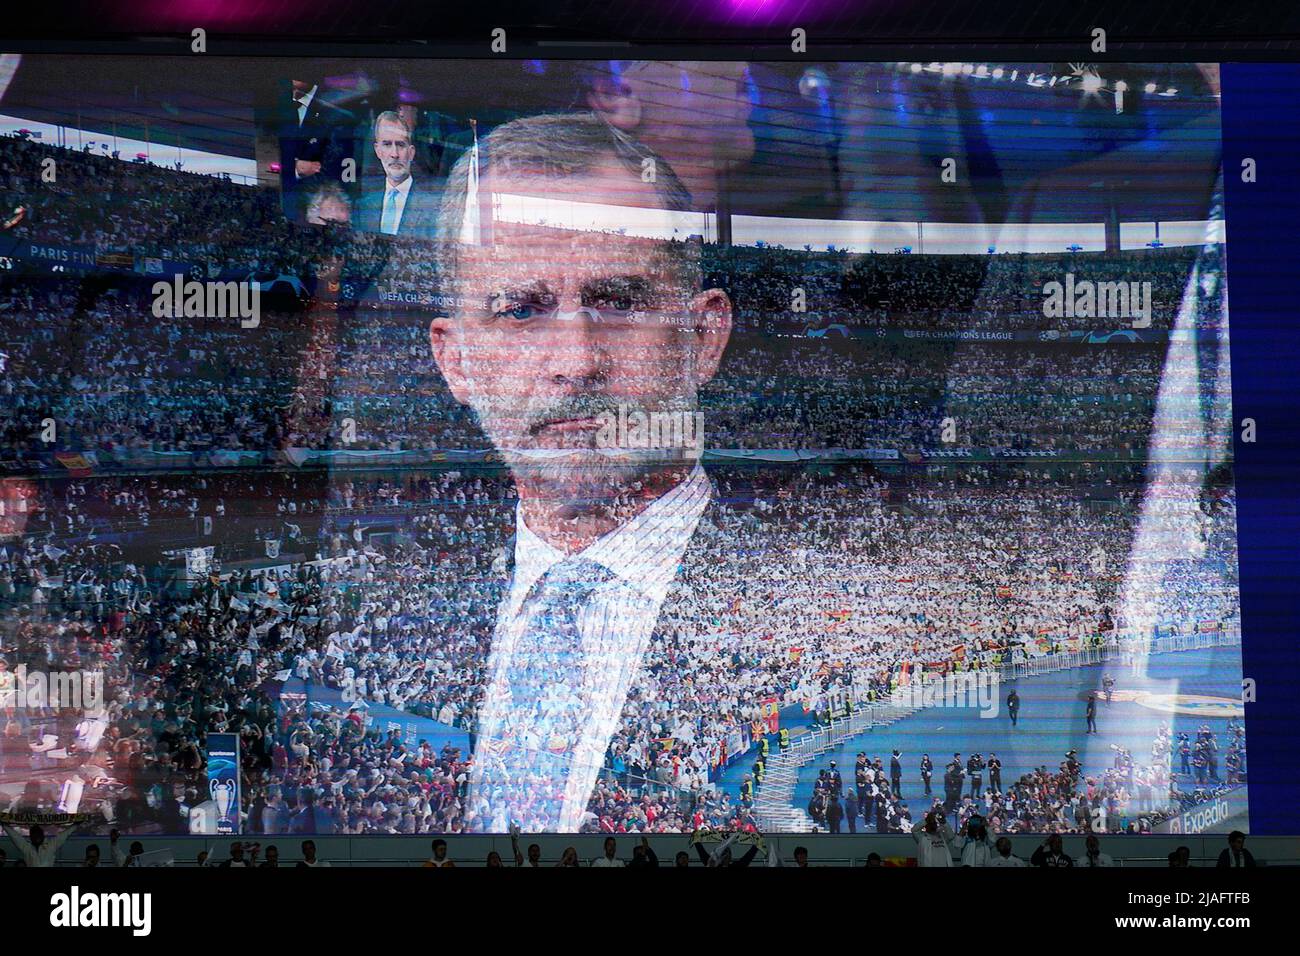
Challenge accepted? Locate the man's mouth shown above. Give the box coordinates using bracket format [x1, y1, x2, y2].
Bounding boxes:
[533, 416, 602, 434]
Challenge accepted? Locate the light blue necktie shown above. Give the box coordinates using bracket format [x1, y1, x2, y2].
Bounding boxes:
[478, 557, 614, 830]
[380, 187, 399, 234]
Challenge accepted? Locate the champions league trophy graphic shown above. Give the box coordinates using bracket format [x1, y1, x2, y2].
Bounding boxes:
[211, 777, 237, 830]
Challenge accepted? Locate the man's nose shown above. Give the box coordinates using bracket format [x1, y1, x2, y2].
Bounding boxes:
[546, 305, 610, 386]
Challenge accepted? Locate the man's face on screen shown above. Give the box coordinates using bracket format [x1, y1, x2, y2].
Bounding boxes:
[434, 158, 730, 508]
[374, 119, 415, 186]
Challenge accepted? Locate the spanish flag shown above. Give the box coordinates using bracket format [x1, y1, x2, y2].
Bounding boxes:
[54, 451, 95, 476]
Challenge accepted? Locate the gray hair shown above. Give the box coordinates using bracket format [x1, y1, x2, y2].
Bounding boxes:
[373, 110, 412, 142]
[435, 111, 696, 300]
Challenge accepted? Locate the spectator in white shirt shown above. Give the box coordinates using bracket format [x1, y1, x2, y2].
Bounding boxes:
[911, 809, 955, 867]
[1, 819, 83, 867]
[510, 824, 542, 867]
[591, 836, 625, 868]
[1081, 833, 1115, 867]
[218, 841, 253, 868]
[986, 837, 1028, 867]
[297, 839, 331, 867]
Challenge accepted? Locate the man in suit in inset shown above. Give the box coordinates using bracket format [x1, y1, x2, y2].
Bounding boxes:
[276, 77, 355, 224]
[360, 111, 438, 240]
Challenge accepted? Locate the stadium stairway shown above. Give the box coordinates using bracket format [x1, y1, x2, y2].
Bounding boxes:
[755, 699, 922, 832]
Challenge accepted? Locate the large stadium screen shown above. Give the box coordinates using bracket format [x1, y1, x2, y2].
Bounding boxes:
[0, 56, 1243, 837]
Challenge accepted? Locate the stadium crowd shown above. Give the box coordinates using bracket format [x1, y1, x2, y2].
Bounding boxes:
[0, 131, 1238, 838]
[0, 453, 1240, 835]
[2, 132, 1203, 463]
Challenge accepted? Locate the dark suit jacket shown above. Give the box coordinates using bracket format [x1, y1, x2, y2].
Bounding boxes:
[357, 177, 439, 241]
[436, 472, 813, 818]
[1216, 847, 1256, 868]
[275, 88, 356, 221]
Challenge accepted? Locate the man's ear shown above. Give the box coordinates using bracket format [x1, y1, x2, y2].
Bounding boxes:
[429, 316, 471, 405]
[585, 77, 642, 131]
[688, 288, 733, 386]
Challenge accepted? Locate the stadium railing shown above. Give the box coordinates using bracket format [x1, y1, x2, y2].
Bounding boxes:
[1003, 624, 1241, 680]
[755, 623, 1243, 831]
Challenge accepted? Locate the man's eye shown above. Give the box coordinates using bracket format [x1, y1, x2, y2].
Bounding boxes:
[494, 302, 542, 322]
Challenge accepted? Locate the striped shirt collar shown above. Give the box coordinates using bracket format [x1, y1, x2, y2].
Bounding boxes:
[509, 464, 711, 610]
